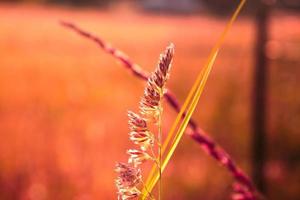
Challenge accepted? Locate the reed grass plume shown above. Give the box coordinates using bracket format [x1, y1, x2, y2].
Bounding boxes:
[115, 44, 174, 200]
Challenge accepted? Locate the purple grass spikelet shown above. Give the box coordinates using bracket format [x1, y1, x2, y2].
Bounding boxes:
[127, 149, 152, 166]
[115, 162, 142, 200]
[128, 111, 154, 151]
[140, 43, 174, 119]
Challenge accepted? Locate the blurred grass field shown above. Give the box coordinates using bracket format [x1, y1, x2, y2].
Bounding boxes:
[0, 3, 300, 200]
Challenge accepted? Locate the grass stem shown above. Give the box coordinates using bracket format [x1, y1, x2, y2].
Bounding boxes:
[158, 102, 163, 200]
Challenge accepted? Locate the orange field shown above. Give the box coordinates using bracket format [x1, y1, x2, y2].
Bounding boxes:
[0, 3, 299, 200]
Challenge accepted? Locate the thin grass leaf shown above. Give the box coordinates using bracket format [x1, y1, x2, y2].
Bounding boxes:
[140, 0, 246, 198]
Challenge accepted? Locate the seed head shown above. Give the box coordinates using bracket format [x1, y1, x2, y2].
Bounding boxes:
[128, 111, 148, 132]
[115, 162, 142, 200]
[127, 149, 152, 166]
[117, 190, 139, 200]
[116, 44, 175, 199]
[140, 43, 174, 118]
[128, 111, 154, 150]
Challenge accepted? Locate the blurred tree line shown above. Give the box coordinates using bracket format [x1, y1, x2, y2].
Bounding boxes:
[0, 0, 113, 6]
[2, 0, 299, 10]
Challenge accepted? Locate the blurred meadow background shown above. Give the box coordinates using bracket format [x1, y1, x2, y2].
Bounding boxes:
[0, 0, 300, 199]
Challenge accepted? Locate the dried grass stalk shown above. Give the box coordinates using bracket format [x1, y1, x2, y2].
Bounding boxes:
[114, 44, 174, 199]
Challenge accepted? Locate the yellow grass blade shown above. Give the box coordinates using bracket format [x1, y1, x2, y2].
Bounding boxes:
[140, 0, 246, 199]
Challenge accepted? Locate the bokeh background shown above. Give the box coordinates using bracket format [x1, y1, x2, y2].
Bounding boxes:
[0, 0, 299, 199]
